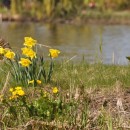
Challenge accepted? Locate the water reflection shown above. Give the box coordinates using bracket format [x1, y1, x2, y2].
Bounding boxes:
[0, 22, 130, 64]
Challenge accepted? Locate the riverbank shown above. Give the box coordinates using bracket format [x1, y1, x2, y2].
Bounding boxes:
[1, 10, 130, 25]
[0, 62, 130, 129]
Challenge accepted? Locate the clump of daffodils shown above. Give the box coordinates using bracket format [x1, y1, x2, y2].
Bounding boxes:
[9, 86, 25, 100]
[28, 79, 42, 85]
[20, 37, 37, 67]
[4, 36, 60, 87]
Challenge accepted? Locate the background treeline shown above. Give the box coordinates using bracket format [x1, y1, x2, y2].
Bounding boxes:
[0, 0, 130, 20]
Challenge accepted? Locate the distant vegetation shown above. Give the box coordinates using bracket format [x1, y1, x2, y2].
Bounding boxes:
[0, 0, 130, 21]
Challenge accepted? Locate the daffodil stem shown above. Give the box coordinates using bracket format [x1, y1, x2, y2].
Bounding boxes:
[47, 59, 53, 83]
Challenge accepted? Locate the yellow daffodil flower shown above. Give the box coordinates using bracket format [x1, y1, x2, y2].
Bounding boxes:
[19, 58, 32, 67]
[28, 80, 34, 84]
[37, 80, 42, 84]
[9, 95, 18, 100]
[17, 89, 25, 96]
[4, 50, 15, 60]
[9, 86, 25, 100]
[49, 49, 60, 58]
[26, 49, 36, 59]
[12, 91, 17, 96]
[21, 47, 36, 59]
[52, 87, 59, 94]
[0, 47, 5, 54]
[15, 86, 22, 90]
[9, 88, 13, 92]
[24, 37, 37, 48]
[21, 47, 30, 54]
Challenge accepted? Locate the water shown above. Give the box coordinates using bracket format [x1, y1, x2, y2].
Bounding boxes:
[0, 22, 130, 65]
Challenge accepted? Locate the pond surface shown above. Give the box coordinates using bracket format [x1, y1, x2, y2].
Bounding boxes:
[0, 22, 130, 65]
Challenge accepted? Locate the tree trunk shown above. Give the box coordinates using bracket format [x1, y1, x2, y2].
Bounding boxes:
[10, 0, 17, 14]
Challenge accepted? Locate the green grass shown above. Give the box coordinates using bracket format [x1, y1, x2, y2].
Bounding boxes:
[0, 61, 130, 129]
[53, 61, 130, 89]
